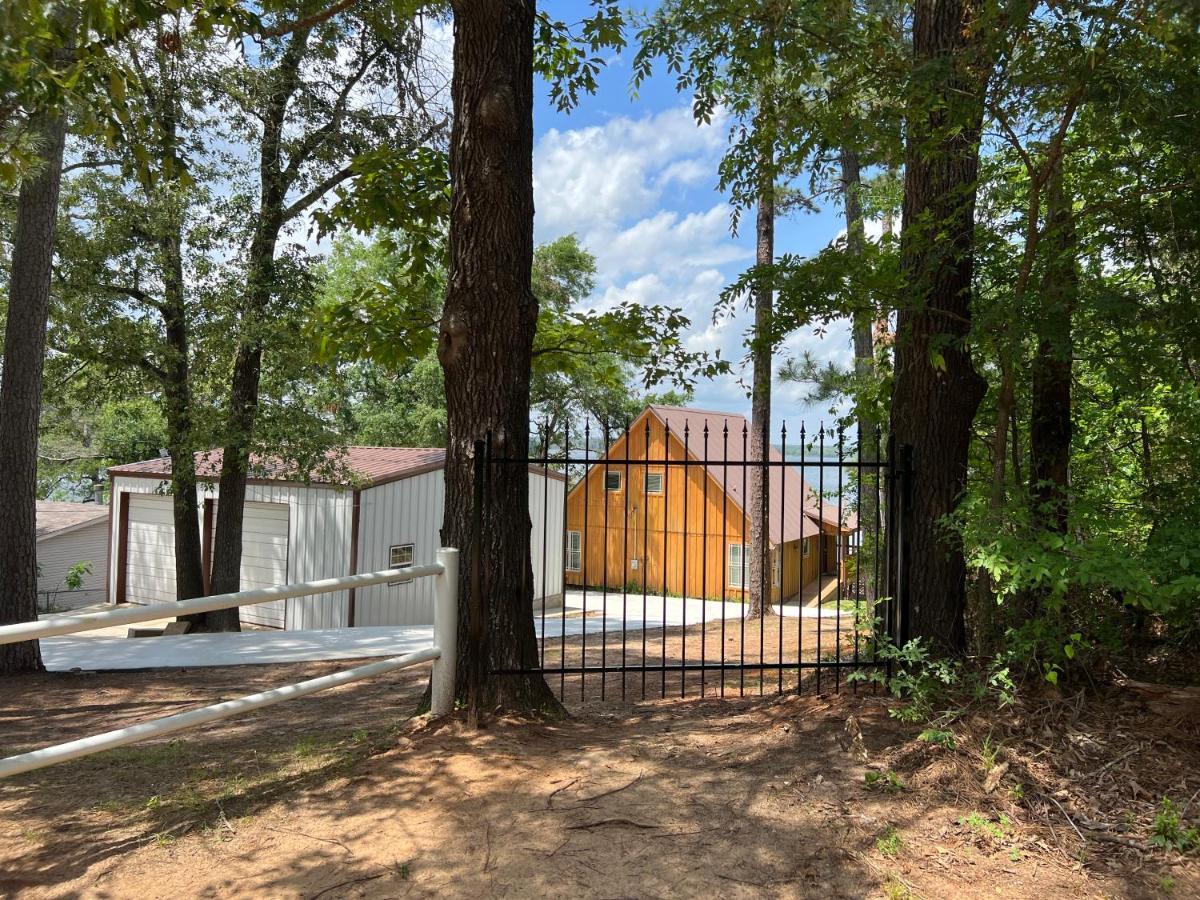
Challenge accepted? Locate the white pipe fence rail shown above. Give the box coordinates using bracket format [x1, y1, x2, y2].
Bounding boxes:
[0, 547, 459, 780]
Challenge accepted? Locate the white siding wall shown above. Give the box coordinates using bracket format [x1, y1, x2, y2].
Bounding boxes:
[529, 472, 565, 603]
[108, 469, 564, 630]
[352, 470, 445, 626]
[353, 470, 565, 627]
[37, 519, 109, 609]
[108, 476, 354, 629]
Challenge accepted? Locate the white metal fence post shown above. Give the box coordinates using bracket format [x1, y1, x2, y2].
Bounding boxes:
[431, 547, 460, 716]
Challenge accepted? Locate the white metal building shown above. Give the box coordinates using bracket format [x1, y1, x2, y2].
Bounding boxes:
[107, 448, 565, 630]
[36, 501, 110, 610]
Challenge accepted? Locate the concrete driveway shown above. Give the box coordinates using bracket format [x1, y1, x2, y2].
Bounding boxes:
[37, 593, 853, 672]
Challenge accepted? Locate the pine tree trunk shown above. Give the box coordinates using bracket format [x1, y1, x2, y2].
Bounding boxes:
[889, 0, 990, 654]
[747, 173, 775, 618]
[842, 148, 880, 602]
[437, 0, 559, 716]
[0, 110, 67, 675]
[1029, 160, 1075, 535]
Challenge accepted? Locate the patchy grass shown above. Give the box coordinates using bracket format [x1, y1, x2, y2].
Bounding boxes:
[876, 827, 905, 858]
[864, 770, 906, 793]
[959, 811, 1014, 848]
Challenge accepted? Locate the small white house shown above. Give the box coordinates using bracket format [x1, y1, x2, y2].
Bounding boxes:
[107, 447, 565, 630]
[36, 501, 110, 610]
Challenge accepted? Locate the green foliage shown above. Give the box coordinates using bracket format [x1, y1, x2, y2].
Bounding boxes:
[63, 561, 92, 592]
[342, 354, 448, 449]
[864, 770, 905, 793]
[312, 231, 725, 450]
[850, 632, 1018, 725]
[850, 636, 961, 723]
[959, 812, 1013, 845]
[1150, 798, 1200, 853]
[536, 2, 626, 113]
[917, 729, 956, 750]
[876, 827, 904, 858]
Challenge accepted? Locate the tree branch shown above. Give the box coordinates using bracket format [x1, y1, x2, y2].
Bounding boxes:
[282, 165, 356, 222]
[62, 158, 122, 174]
[258, 0, 363, 39]
[282, 43, 385, 186]
[90, 281, 162, 312]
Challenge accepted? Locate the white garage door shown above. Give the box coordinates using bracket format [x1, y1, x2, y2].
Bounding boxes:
[125, 495, 289, 628]
[216, 501, 290, 629]
[126, 494, 178, 605]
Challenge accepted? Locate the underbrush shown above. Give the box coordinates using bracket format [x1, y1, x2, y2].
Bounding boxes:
[851, 632, 1200, 870]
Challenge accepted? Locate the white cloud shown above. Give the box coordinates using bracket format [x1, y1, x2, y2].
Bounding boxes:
[533, 105, 726, 239]
[531, 103, 857, 429]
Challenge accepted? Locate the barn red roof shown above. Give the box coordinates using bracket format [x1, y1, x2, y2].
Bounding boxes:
[108, 447, 448, 488]
[643, 405, 858, 543]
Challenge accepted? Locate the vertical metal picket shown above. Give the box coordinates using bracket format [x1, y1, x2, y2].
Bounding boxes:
[478, 409, 900, 703]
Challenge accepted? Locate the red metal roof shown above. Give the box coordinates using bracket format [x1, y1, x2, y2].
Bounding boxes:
[108, 447, 448, 488]
[644, 405, 858, 543]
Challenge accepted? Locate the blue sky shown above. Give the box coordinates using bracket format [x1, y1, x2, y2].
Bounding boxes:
[527, 2, 856, 437]
[415, 6, 855, 437]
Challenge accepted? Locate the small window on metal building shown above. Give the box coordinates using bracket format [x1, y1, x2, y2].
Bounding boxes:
[389, 543, 415, 585]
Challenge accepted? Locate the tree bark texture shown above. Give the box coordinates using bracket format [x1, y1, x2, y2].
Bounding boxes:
[842, 148, 882, 601]
[0, 110, 67, 674]
[202, 31, 307, 630]
[153, 41, 206, 605]
[1029, 159, 1075, 534]
[889, 0, 990, 653]
[436, 0, 559, 716]
[747, 169, 775, 618]
[162, 227, 206, 604]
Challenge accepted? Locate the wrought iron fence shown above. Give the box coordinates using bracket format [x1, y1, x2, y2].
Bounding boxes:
[477, 409, 911, 702]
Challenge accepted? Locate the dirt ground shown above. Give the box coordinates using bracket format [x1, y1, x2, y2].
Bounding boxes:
[538, 607, 865, 702]
[1, 622, 1198, 899]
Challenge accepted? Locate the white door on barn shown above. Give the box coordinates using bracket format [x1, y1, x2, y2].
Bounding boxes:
[125, 494, 177, 605]
[212, 501, 290, 628]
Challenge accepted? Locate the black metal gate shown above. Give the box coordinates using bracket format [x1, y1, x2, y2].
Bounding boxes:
[475, 409, 911, 702]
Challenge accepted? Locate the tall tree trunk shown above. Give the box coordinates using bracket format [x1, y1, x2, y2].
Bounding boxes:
[889, 0, 990, 654]
[747, 165, 775, 618]
[200, 34, 306, 630]
[1029, 160, 1075, 535]
[200, 337, 261, 630]
[990, 359, 1015, 507]
[162, 242, 206, 604]
[200, 229, 276, 631]
[0, 110, 67, 675]
[842, 148, 881, 601]
[152, 37, 206, 605]
[747, 23, 776, 620]
[436, 0, 559, 717]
